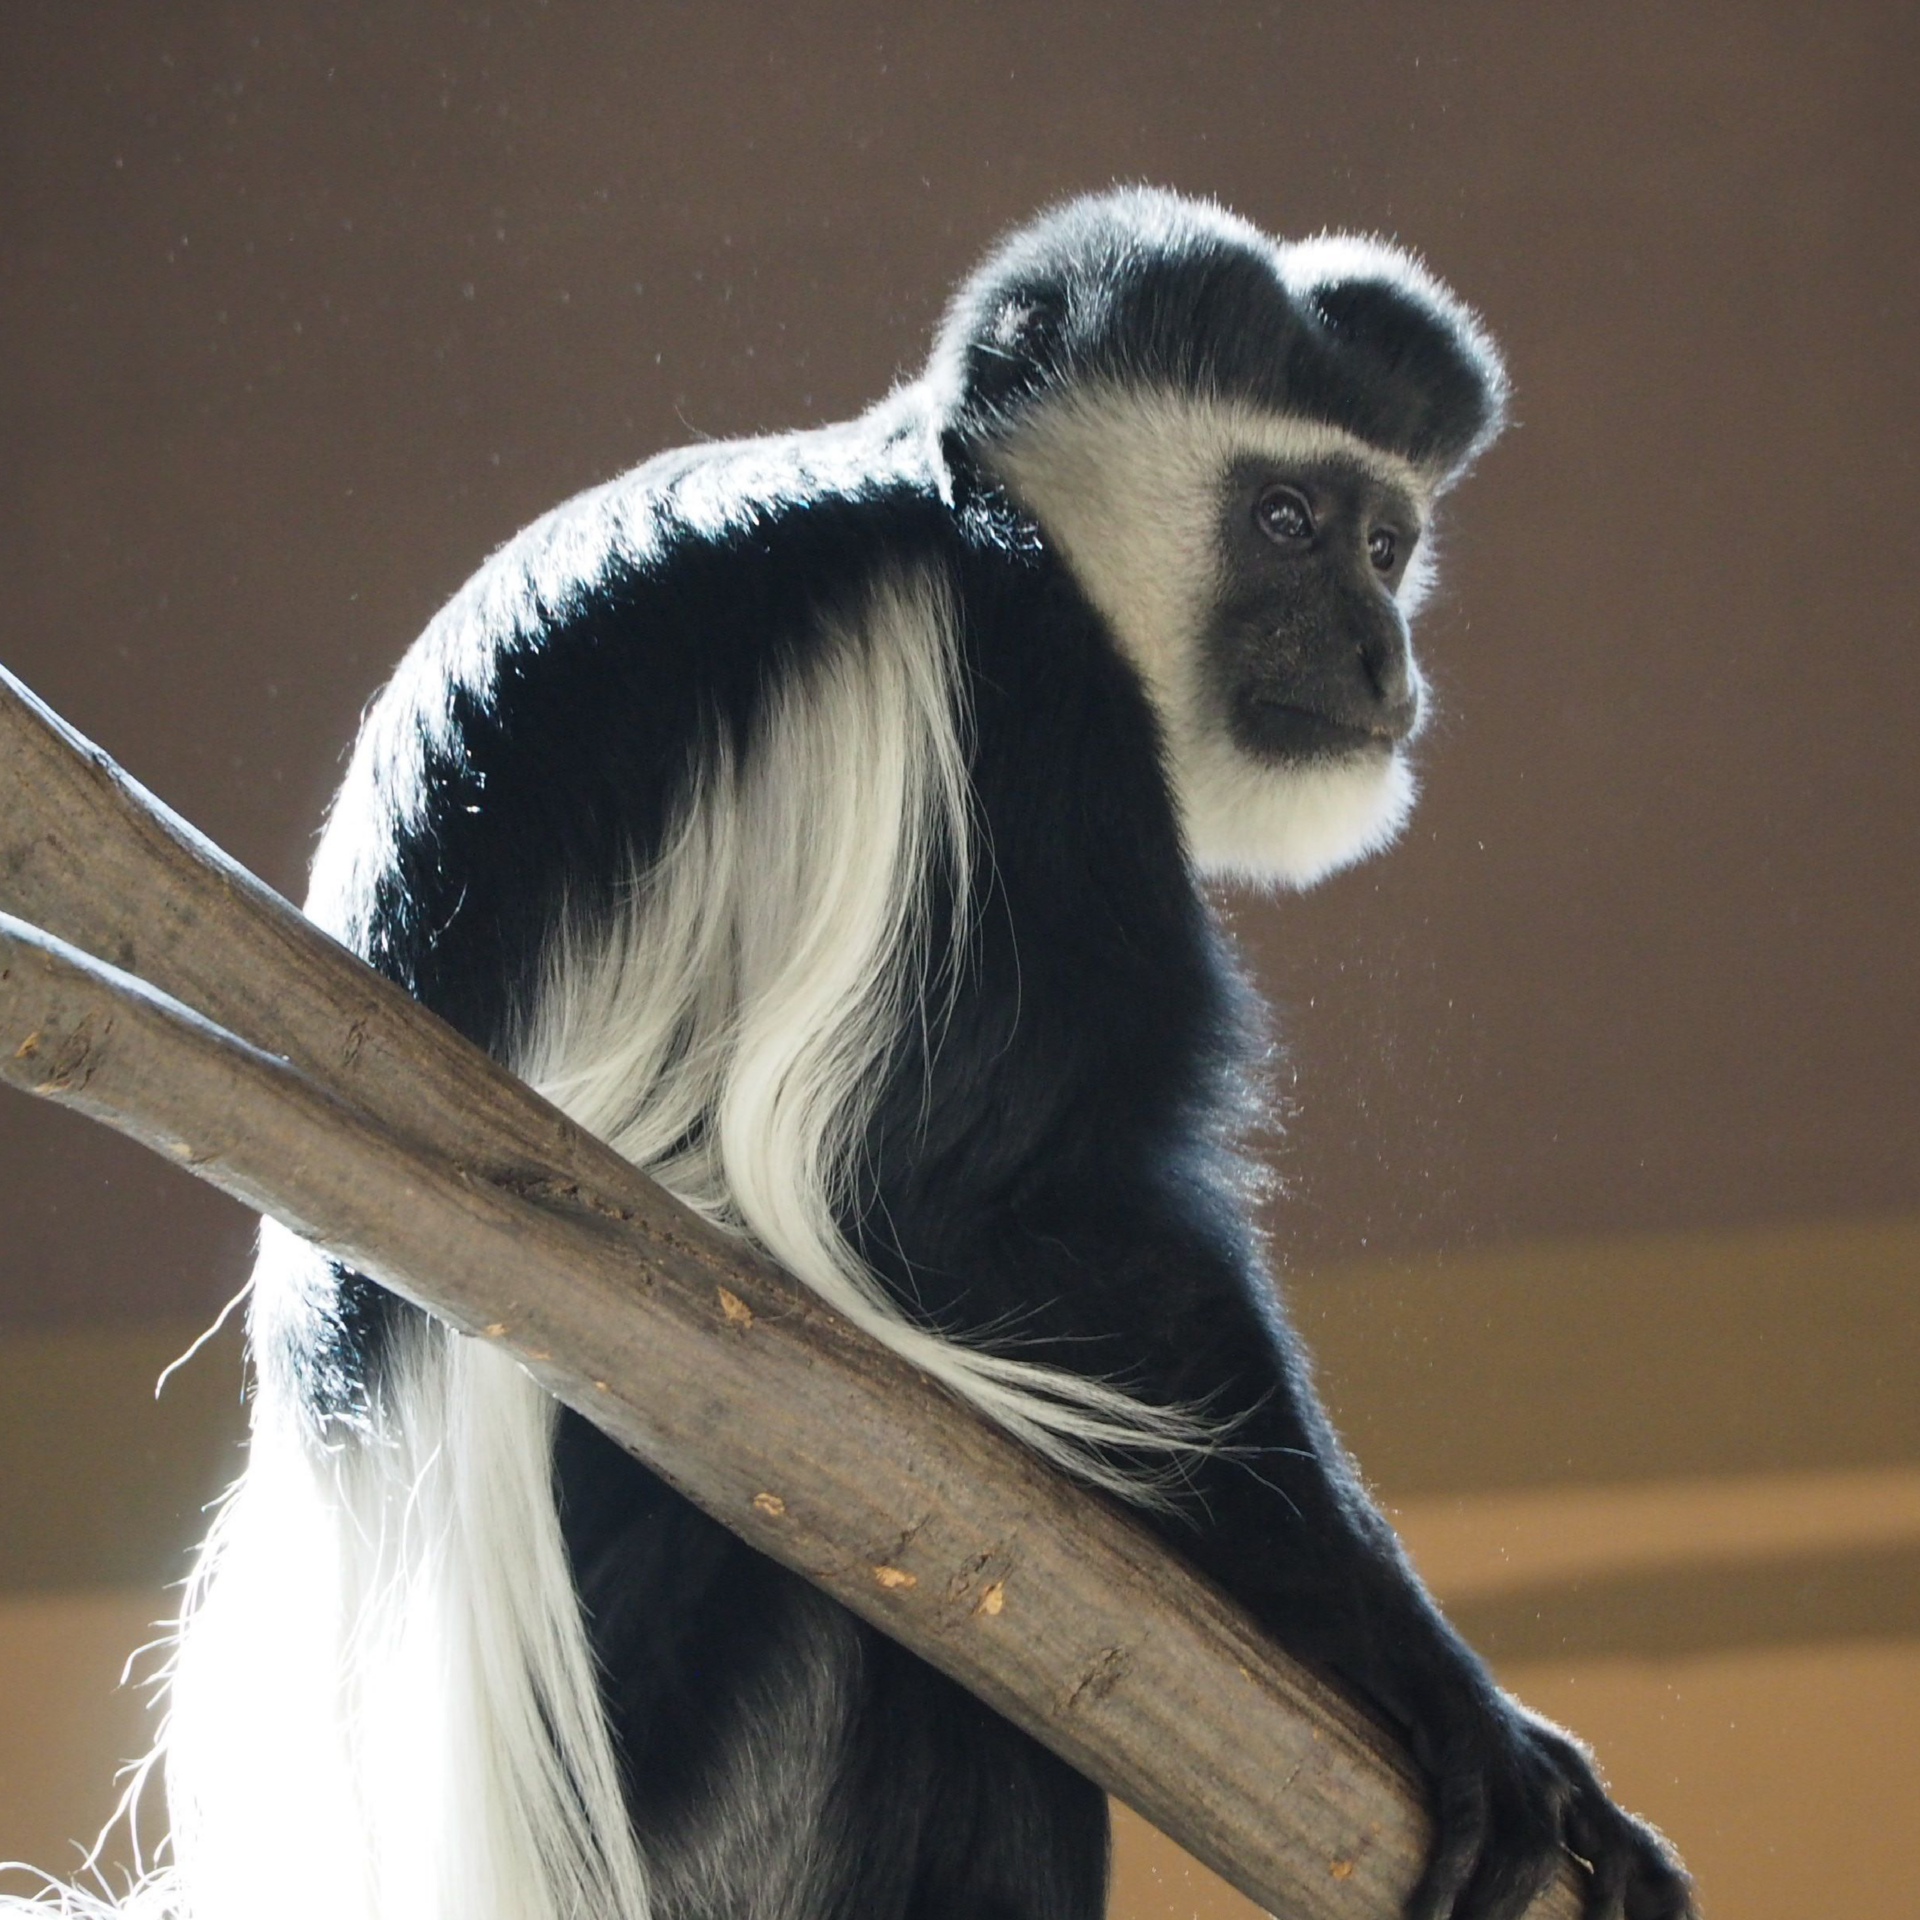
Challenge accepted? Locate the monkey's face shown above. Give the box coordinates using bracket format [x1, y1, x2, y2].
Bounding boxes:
[991, 383, 1441, 888]
[1212, 454, 1425, 767]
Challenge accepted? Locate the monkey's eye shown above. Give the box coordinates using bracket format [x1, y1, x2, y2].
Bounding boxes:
[1255, 484, 1315, 546]
[1368, 528, 1399, 573]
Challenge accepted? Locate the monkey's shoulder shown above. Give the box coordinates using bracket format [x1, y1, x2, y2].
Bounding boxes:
[306, 403, 1036, 1021]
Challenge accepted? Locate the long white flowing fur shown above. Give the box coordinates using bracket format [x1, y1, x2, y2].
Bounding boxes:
[514, 564, 1214, 1484]
[0, 1236, 655, 1920]
[2, 1281, 650, 1920]
[1, 558, 1213, 1920]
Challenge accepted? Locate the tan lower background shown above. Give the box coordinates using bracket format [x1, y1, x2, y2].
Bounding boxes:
[10, 1539, 1919, 1916]
[6, 1216, 1916, 1915]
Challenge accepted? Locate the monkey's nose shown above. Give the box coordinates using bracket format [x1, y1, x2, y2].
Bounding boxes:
[1359, 625, 1415, 716]
[1375, 688, 1421, 742]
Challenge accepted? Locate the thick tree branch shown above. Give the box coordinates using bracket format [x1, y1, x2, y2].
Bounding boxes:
[0, 663, 1580, 1918]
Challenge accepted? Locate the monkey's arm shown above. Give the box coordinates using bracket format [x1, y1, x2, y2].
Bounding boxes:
[903, 1191, 1693, 1920]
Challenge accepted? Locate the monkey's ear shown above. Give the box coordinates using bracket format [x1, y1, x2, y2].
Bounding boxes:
[950, 280, 1073, 421]
[988, 288, 1064, 359]
[1289, 239, 1511, 480]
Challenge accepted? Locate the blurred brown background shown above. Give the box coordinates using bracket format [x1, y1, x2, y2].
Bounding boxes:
[3, 4, 1916, 1914]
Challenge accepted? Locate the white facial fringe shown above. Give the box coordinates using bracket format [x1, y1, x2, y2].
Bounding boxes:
[991, 384, 1431, 888]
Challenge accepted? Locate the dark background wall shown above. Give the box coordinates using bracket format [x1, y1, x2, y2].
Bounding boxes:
[2, 7, 1917, 1916]
[5, 0, 1915, 1328]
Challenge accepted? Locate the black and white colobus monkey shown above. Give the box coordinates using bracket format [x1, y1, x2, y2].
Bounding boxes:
[115, 191, 1692, 1920]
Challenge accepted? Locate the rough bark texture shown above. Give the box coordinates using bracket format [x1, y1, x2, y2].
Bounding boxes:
[0, 661, 1581, 1918]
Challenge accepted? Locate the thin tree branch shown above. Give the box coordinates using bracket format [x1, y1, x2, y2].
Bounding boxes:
[0, 664, 1580, 1918]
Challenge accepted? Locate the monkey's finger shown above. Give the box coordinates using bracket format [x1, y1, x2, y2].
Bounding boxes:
[1403, 1764, 1487, 1920]
[1565, 1793, 1693, 1920]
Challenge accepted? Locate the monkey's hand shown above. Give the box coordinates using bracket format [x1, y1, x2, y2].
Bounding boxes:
[1398, 1676, 1696, 1920]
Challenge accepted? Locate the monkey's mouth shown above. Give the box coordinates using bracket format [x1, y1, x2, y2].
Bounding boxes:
[1239, 699, 1404, 761]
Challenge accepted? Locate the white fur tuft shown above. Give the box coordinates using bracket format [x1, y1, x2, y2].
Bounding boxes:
[1180, 747, 1419, 889]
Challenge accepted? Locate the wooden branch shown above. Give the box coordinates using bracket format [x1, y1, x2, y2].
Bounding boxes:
[0, 664, 1580, 1919]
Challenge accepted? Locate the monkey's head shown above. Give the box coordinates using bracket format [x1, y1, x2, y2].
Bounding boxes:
[931, 188, 1508, 887]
